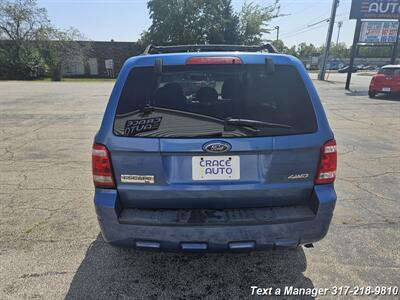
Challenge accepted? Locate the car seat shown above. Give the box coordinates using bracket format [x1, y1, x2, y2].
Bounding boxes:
[154, 83, 186, 109]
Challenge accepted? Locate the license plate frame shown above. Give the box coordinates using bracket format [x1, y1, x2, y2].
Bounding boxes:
[192, 156, 240, 181]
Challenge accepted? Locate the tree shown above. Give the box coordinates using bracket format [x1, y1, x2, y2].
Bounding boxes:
[271, 39, 298, 56]
[140, 0, 201, 45]
[0, 0, 89, 80]
[330, 42, 350, 58]
[271, 39, 285, 52]
[237, 1, 280, 45]
[0, 0, 49, 79]
[285, 45, 297, 56]
[140, 0, 280, 46]
[297, 42, 320, 58]
[201, 0, 241, 44]
[38, 26, 90, 81]
[0, 42, 45, 79]
[0, 0, 49, 48]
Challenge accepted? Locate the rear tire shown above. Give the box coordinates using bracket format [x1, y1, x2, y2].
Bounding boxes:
[368, 91, 376, 98]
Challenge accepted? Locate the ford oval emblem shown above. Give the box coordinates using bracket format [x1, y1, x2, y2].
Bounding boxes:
[203, 141, 232, 153]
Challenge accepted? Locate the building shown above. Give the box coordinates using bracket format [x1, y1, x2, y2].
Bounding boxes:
[0, 39, 142, 78]
[63, 41, 142, 77]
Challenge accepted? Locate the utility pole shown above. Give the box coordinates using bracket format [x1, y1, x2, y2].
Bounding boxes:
[345, 19, 362, 90]
[318, 0, 340, 81]
[390, 21, 400, 64]
[336, 21, 343, 45]
[274, 26, 280, 41]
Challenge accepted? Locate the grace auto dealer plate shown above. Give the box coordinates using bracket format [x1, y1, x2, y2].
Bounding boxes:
[192, 156, 240, 181]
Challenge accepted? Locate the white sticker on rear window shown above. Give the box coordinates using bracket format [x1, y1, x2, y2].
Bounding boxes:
[124, 117, 162, 136]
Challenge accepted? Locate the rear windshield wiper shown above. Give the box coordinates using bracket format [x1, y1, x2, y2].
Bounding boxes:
[138, 105, 156, 116]
[224, 118, 292, 130]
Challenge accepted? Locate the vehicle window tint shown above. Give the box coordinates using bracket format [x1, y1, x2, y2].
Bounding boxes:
[114, 64, 317, 138]
[378, 68, 400, 75]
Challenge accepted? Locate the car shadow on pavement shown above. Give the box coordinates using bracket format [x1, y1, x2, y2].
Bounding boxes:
[345, 90, 369, 97]
[372, 94, 400, 101]
[345, 90, 400, 101]
[65, 234, 314, 300]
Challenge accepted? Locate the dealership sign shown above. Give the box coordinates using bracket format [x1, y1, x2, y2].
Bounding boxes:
[359, 21, 399, 42]
[350, 0, 400, 19]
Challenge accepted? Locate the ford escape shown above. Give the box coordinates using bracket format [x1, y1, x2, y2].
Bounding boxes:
[92, 44, 337, 252]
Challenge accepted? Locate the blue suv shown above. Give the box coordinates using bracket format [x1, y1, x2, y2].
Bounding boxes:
[92, 44, 337, 252]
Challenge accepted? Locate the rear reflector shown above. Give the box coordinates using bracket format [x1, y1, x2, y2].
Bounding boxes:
[186, 57, 242, 65]
[92, 144, 115, 188]
[315, 139, 337, 185]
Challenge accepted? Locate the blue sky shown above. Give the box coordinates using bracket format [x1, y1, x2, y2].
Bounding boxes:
[37, 0, 357, 47]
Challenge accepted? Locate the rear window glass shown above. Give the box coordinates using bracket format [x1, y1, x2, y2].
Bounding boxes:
[114, 64, 317, 138]
[378, 68, 400, 75]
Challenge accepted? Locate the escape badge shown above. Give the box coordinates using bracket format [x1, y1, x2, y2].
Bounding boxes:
[121, 175, 155, 184]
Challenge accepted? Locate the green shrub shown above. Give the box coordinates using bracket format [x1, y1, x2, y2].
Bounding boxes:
[0, 47, 47, 80]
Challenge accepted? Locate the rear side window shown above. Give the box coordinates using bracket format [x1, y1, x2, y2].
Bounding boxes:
[378, 68, 400, 75]
[114, 64, 317, 138]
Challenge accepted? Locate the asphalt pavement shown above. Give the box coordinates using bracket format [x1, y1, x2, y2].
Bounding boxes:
[0, 73, 399, 299]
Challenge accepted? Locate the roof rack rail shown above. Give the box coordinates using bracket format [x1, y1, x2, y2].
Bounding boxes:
[143, 44, 278, 55]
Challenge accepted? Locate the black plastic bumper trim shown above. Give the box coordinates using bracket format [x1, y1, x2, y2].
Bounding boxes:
[118, 205, 315, 226]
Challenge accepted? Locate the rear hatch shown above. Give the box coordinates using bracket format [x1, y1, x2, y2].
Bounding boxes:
[374, 67, 400, 91]
[110, 58, 321, 209]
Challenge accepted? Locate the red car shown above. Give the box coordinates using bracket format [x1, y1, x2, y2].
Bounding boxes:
[369, 65, 400, 98]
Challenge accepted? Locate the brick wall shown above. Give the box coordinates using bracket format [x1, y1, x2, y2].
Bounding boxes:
[82, 41, 142, 77]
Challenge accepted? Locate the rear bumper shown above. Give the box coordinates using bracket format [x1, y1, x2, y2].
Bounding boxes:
[370, 86, 400, 93]
[94, 185, 336, 252]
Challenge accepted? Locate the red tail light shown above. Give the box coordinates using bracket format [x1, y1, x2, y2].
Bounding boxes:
[92, 144, 115, 188]
[186, 57, 242, 65]
[315, 140, 337, 185]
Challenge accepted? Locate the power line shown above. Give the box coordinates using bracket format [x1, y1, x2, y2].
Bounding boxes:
[280, 21, 329, 38]
[308, 18, 330, 28]
[280, 22, 329, 39]
[277, 11, 347, 38]
[278, 14, 330, 37]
